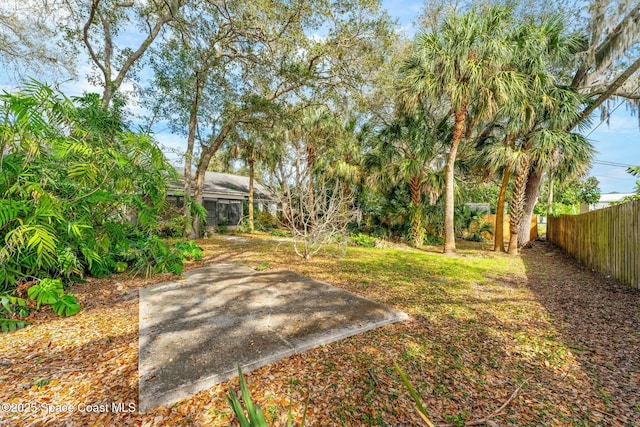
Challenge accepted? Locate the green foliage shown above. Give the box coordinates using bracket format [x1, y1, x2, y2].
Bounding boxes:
[255, 211, 279, 231]
[217, 219, 229, 234]
[27, 278, 64, 309]
[124, 236, 184, 277]
[465, 222, 494, 243]
[350, 232, 378, 248]
[537, 177, 600, 215]
[27, 278, 80, 317]
[0, 81, 181, 293]
[52, 293, 81, 317]
[578, 177, 600, 206]
[227, 366, 270, 427]
[174, 241, 203, 261]
[394, 361, 435, 427]
[0, 317, 31, 333]
[0, 293, 28, 316]
[0, 293, 30, 332]
[227, 366, 307, 427]
[269, 229, 291, 237]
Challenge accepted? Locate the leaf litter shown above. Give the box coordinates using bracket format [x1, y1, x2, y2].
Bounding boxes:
[1, 236, 638, 426]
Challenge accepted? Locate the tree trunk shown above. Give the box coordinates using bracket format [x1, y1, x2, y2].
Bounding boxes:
[248, 152, 255, 234]
[192, 122, 235, 236]
[494, 167, 510, 252]
[307, 143, 316, 223]
[508, 156, 529, 255]
[443, 102, 468, 254]
[546, 174, 554, 218]
[409, 176, 423, 247]
[518, 165, 543, 246]
[184, 73, 202, 239]
[192, 158, 209, 238]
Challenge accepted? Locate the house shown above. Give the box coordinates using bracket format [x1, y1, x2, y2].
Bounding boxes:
[167, 169, 277, 228]
[580, 192, 636, 213]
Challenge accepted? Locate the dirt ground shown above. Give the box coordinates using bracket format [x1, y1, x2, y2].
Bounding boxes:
[521, 240, 640, 426]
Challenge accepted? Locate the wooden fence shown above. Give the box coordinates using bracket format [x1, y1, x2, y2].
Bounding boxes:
[547, 199, 640, 290]
[483, 214, 538, 242]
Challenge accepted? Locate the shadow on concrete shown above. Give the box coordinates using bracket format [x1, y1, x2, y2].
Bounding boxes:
[138, 263, 408, 411]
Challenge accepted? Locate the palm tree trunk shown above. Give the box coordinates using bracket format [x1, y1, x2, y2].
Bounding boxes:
[518, 166, 543, 246]
[546, 174, 554, 218]
[248, 152, 255, 234]
[494, 166, 510, 252]
[409, 176, 423, 247]
[443, 102, 467, 254]
[508, 156, 529, 255]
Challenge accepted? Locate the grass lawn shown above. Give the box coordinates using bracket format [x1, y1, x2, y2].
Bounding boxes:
[1, 234, 638, 426]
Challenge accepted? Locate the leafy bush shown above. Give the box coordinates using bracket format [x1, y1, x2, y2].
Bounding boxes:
[255, 210, 279, 231]
[174, 241, 203, 261]
[115, 235, 184, 277]
[349, 232, 377, 248]
[0, 81, 179, 293]
[269, 229, 291, 237]
[1, 278, 81, 332]
[217, 219, 229, 234]
[27, 278, 81, 316]
[464, 221, 494, 243]
[422, 233, 443, 246]
[0, 293, 30, 332]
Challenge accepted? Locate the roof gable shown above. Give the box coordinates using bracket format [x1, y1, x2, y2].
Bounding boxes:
[169, 168, 275, 200]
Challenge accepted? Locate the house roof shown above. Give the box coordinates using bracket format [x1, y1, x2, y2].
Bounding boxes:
[168, 168, 275, 201]
[598, 192, 635, 203]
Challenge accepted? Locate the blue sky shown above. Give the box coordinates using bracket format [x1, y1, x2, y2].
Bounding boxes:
[2, 0, 638, 194]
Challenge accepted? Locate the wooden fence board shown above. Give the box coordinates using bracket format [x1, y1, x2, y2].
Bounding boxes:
[548, 200, 640, 290]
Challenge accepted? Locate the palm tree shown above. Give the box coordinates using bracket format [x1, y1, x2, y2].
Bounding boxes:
[505, 86, 594, 254]
[400, 5, 525, 254]
[366, 112, 446, 247]
[291, 107, 338, 223]
[517, 1, 639, 244]
[476, 15, 587, 252]
[222, 125, 283, 233]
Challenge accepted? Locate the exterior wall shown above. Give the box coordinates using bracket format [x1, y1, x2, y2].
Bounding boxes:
[202, 199, 242, 227]
[168, 196, 242, 227]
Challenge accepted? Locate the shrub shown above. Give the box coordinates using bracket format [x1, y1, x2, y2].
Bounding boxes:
[174, 241, 203, 261]
[349, 232, 377, 248]
[0, 82, 177, 292]
[255, 210, 278, 231]
[0, 293, 30, 332]
[269, 229, 291, 237]
[27, 278, 81, 316]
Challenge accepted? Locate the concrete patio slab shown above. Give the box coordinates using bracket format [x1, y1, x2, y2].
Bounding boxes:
[138, 263, 408, 411]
